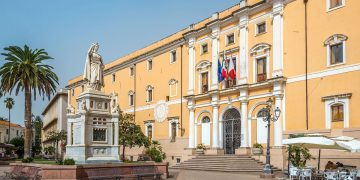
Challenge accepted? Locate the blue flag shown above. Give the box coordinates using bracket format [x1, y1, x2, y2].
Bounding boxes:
[218, 58, 224, 83]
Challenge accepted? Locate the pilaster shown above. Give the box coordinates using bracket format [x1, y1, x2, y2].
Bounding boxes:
[272, 0, 284, 77]
[239, 87, 249, 147]
[211, 93, 220, 148]
[188, 98, 196, 148]
[210, 24, 220, 90]
[239, 14, 249, 85]
[187, 36, 196, 95]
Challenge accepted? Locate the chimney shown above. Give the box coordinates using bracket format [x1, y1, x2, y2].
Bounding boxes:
[240, 0, 247, 8]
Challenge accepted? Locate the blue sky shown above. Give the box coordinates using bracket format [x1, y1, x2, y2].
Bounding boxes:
[0, 0, 239, 126]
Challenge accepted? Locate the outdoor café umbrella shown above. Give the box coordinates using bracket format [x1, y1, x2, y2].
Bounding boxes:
[283, 135, 349, 170]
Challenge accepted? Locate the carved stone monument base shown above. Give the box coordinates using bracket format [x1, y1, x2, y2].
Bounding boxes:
[65, 89, 121, 164]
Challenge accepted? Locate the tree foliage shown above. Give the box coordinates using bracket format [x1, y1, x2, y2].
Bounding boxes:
[33, 116, 43, 154]
[9, 136, 24, 157]
[0, 45, 59, 158]
[145, 140, 166, 162]
[46, 130, 66, 159]
[118, 112, 150, 161]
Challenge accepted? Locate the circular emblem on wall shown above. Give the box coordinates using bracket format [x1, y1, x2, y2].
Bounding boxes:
[154, 101, 168, 123]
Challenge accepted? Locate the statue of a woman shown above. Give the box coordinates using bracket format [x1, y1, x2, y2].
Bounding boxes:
[83, 43, 105, 91]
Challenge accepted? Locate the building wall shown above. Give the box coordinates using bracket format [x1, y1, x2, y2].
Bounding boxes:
[0, 121, 24, 143]
[66, 0, 360, 164]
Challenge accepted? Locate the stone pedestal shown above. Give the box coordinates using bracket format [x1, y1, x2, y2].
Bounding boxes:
[205, 148, 224, 155]
[235, 147, 251, 155]
[65, 89, 121, 164]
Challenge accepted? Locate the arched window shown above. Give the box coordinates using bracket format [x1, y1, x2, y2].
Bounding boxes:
[146, 85, 154, 102]
[147, 124, 153, 140]
[250, 43, 271, 83]
[324, 34, 348, 66]
[331, 103, 344, 122]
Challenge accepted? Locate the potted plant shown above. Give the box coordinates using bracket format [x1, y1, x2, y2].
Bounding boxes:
[196, 143, 206, 155]
[252, 143, 263, 155]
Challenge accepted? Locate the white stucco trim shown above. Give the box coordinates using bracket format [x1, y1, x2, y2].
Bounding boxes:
[324, 97, 349, 129]
[287, 63, 360, 83]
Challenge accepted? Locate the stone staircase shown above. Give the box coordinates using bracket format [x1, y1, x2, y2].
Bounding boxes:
[170, 155, 280, 174]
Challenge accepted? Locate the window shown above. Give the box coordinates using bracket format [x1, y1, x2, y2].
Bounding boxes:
[169, 79, 178, 97]
[256, 22, 266, 35]
[147, 124, 153, 140]
[92, 117, 106, 125]
[146, 85, 154, 102]
[331, 104, 344, 122]
[328, 0, 343, 9]
[330, 43, 343, 65]
[201, 72, 209, 93]
[201, 43, 208, 54]
[171, 122, 177, 142]
[93, 128, 106, 142]
[72, 89, 74, 96]
[170, 50, 177, 63]
[147, 59, 153, 70]
[16, 130, 19, 136]
[130, 67, 134, 76]
[112, 73, 116, 82]
[226, 33, 235, 45]
[128, 91, 135, 106]
[256, 57, 267, 82]
[168, 118, 179, 142]
[81, 85, 84, 92]
[325, 34, 347, 67]
[6, 129, 9, 135]
[224, 57, 237, 88]
[323, 93, 351, 129]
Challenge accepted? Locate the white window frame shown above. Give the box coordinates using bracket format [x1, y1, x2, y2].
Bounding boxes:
[225, 32, 235, 46]
[201, 43, 208, 55]
[168, 118, 179, 138]
[253, 53, 270, 83]
[146, 85, 154, 103]
[128, 91, 134, 106]
[170, 50, 177, 64]
[145, 122, 154, 138]
[169, 79, 178, 98]
[255, 21, 266, 35]
[199, 70, 210, 94]
[325, 97, 349, 129]
[326, 38, 346, 67]
[147, 59, 153, 71]
[326, 0, 345, 12]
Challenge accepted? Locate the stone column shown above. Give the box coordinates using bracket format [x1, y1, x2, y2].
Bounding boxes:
[238, 15, 249, 85]
[211, 25, 220, 90]
[67, 122, 72, 145]
[240, 100, 249, 147]
[188, 102, 195, 148]
[212, 105, 219, 148]
[188, 36, 196, 95]
[272, 0, 284, 77]
[274, 94, 284, 146]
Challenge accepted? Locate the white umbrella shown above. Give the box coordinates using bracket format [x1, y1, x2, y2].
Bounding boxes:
[336, 140, 360, 152]
[283, 136, 348, 170]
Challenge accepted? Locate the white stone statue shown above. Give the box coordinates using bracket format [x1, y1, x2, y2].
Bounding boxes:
[83, 43, 105, 91]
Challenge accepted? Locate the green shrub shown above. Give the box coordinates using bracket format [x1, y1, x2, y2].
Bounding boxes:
[63, 158, 75, 165]
[145, 141, 166, 162]
[44, 146, 55, 155]
[253, 143, 263, 149]
[22, 157, 34, 163]
[56, 160, 63, 165]
[287, 145, 314, 168]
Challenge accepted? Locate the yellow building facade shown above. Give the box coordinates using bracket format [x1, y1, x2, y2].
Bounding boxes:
[67, 0, 360, 165]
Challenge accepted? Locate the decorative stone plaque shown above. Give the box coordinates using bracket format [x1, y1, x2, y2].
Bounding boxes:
[154, 101, 168, 123]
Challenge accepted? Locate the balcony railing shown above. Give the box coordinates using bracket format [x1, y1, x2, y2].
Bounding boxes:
[257, 73, 267, 82]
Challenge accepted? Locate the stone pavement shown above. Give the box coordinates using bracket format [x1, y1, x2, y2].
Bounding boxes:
[0, 165, 10, 180]
[169, 169, 287, 180]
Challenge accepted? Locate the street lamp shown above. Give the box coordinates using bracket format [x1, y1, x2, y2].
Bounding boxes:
[260, 98, 281, 176]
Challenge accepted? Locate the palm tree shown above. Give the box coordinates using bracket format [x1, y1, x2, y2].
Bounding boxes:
[4, 97, 14, 143]
[0, 45, 58, 158]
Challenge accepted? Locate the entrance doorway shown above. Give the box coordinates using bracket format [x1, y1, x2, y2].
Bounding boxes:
[222, 108, 241, 154]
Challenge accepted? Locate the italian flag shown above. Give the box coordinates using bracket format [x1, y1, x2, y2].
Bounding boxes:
[221, 59, 227, 79]
[228, 58, 236, 80]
